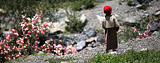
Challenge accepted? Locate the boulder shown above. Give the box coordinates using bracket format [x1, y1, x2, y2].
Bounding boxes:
[123, 16, 141, 23]
[133, 0, 140, 5]
[84, 28, 97, 37]
[86, 37, 95, 43]
[96, 15, 105, 23]
[76, 41, 86, 51]
[136, 4, 142, 8]
[150, 22, 158, 32]
[154, 11, 160, 16]
[38, 51, 44, 55]
[80, 14, 87, 23]
[85, 47, 93, 50]
[52, 8, 67, 21]
[49, 19, 67, 34]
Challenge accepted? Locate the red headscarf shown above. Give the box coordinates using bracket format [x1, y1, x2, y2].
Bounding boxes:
[103, 6, 112, 15]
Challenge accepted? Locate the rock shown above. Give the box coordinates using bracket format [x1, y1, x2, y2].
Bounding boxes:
[136, 0, 152, 4]
[152, 31, 159, 36]
[150, 22, 158, 32]
[154, 11, 160, 16]
[133, 0, 140, 5]
[121, 0, 125, 2]
[109, 51, 118, 55]
[96, 35, 105, 42]
[140, 48, 148, 51]
[123, 16, 141, 23]
[84, 28, 97, 37]
[85, 47, 93, 50]
[76, 41, 86, 51]
[88, 44, 92, 47]
[86, 37, 95, 43]
[136, 4, 142, 8]
[38, 51, 44, 55]
[61, 61, 69, 63]
[96, 15, 105, 23]
[114, 14, 119, 18]
[153, 18, 159, 22]
[92, 42, 101, 47]
[0, 9, 6, 13]
[2, 31, 9, 36]
[80, 14, 87, 23]
[49, 21, 67, 34]
[52, 8, 66, 21]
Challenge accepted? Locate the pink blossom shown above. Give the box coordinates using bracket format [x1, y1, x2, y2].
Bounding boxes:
[21, 15, 25, 18]
[147, 24, 151, 29]
[24, 27, 29, 31]
[14, 32, 19, 36]
[34, 49, 37, 51]
[0, 41, 4, 45]
[4, 50, 8, 54]
[26, 18, 31, 21]
[137, 36, 140, 39]
[35, 41, 38, 44]
[134, 29, 137, 32]
[42, 49, 44, 52]
[40, 10, 43, 13]
[133, 27, 135, 29]
[41, 31, 43, 34]
[25, 49, 27, 51]
[12, 29, 15, 32]
[139, 33, 142, 36]
[28, 31, 32, 34]
[25, 37, 27, 39]
[0, 46, 2, 50]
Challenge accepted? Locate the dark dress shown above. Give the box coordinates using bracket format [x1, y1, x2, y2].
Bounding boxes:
[105, 27, 118, 51]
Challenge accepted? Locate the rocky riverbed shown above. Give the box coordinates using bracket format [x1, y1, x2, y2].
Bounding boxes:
[5, 0, 160, 63]
[12, 31, 160, 63]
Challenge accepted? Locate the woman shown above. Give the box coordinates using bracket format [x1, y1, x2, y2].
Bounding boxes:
[102, 6, 120, 53]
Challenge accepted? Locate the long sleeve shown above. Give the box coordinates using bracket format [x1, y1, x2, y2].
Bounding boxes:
[113, 17, 120, 31]
[102, 19, 106, 29]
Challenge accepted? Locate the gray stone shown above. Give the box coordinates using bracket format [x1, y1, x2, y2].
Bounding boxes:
[123, 16, 141, 23]
[152, 31, 160, 36]
[38, 51, 44, 55]
[121, 0, 125, 2]
[136, 4, 142, 8]
[84, 28, 97, 37]
[133, 0, 140, 5]
[86, 47, 93, 50]
[76, 41, 86, 51]
[88, 44, 92, 47]
[155, 11, 160, 16]
[80, 14, 87, 23]
[150, 22, 158, 32]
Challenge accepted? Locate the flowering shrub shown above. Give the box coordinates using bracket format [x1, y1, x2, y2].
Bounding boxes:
[132, 24, 151, 39]
[0, 10, 77, 62]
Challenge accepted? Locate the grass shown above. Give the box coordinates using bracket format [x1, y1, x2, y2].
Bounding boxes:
[88, 50, 160, 63]
[55, 0, 103, 11]
[127, 0, 136, 6]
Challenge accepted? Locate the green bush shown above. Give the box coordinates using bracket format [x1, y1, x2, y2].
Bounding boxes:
[89, 50, 160, 63]
[127, 0, 136, 6]
[82, 0, 95, 9]
[70, 0, 96, 11]
[65, 11, 86, 33]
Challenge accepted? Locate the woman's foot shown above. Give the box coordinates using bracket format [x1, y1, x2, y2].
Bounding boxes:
[106, 50, 109, 53]
[113, 49, 118, 54]
[113, 49, 117, 51]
